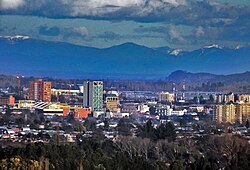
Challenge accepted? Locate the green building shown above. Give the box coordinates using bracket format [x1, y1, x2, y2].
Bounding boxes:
[83, 81, 103, 111]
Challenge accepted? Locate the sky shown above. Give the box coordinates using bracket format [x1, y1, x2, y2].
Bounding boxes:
[0, 0, 250, 50]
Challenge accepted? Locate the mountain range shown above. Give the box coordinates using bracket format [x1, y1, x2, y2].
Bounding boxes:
[0, 36, 249, 79]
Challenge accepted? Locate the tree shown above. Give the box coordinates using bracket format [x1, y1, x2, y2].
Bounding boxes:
[209, 95, 214, 102]
[117, 118, 132, 136]
[179, 118, 187, 127]
[149, 107, 156, 115]
[199, 95, 205, 104]
[170, 160, 184, 170]
[245, 119, 249, 129]
[193, 96, 199, 104]
[58, 95, 66, 103]
[84, 118, 97, 131]
[103, 119, 109, 130]
[139, 120, 156, 140]
[155, 122, 176, 141]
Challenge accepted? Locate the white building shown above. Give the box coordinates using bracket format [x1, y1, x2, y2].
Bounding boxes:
[137, 103, 150, 114]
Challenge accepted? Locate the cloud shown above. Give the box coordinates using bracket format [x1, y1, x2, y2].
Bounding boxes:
[95, 31, 122, 41]
[71, 27, 89, 37]
[0, 0, 24, 10]
[168, 25, 185, 43]
[1, 0, 250, 49]
[195, 26, 205, 37]
[39, 26, 60, 36]
[37, 25, 89, 39]
[1, 0, 249, 30]
[134, 26, 166, 33]
[61, 26, 90, 41]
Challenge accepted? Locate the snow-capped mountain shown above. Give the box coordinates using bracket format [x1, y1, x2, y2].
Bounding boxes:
[169, 49, 182, 56]
[0, 35, 30, 40]
[0, 38, 249, 79]
[203, 44, 223, 49]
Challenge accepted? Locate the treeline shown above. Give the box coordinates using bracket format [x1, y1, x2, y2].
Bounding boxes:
[0, 133, 249, 170]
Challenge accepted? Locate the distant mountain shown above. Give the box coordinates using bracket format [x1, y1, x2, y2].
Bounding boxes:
[166, 70, 217, 82]
[166, 70, 250, 83]
[0, 37, 249, 79]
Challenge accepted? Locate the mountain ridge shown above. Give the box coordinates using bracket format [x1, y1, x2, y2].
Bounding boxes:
[0, 37, 249, 79]
[166, 70, 250, 83]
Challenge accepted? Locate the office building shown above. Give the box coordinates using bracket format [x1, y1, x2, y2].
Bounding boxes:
[236, 103, 250, 123]
[214, 104, 236, 123]
[159, 92, 175, 102]
[238, 94, 250, 103]
[106, 94, 120, 113]
[224, 93, 235, 103]
[28, 79, 52, 102]
[83, 81, 103, 111]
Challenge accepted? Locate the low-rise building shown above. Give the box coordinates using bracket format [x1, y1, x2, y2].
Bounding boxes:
[0, 95, 15, 105]
[137, 103, 150, 113]
[106, 94, 120, 113]
[121, 103, 138, 113]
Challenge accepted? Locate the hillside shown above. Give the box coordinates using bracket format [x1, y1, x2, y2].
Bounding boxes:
[166, 70, 250, 84]
[0, 37, 250, 79]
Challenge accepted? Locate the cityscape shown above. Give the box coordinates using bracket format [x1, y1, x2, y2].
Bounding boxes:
[0, 75, 249, 169]
[1, 0, 250, 170]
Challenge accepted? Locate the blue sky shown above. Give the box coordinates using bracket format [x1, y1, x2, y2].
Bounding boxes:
[1, 0, 250, 50]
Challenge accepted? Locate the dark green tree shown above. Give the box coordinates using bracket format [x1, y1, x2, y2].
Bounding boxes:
[139, 120, 156, 140]
[245, 119, 249, 129]
[117, 118, 132, 136]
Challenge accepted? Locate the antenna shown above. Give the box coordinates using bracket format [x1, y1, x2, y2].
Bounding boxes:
[17, 73, 21, 94]
[172, 82, 177, 101]
[181, 80, 186, 100]
[68, 80, 72, 98]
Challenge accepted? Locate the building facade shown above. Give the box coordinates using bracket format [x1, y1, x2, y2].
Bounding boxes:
[214, 104, 236, 123]
[236, 104, 250, 123]
[238, 94, 250, 103]
[83, 81, 103, 111]
[28, 79, 52, 102]
[106, 95, 120, 113]
[159, 92, 175, 102]
[0, 96, 15, 105]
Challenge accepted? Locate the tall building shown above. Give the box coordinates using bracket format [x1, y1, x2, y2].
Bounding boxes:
[83, 81, 103, 111]
[224, 93, 234, 103]
[214, 105, 223, 123]
[28, 79, 52, 102]
[214, 104, 236, 123]
[236, 103, 250, 123]
[238, 94, 250, 103]
[159, 92, 175, 102]
[223, 103, 236, 123]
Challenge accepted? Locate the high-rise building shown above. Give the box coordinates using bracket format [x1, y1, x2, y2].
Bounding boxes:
[159, 92, 175, 102]
[236, 103, 250, 123]
[224, 93, 235, 103]
[223, 103, 236, 123]
[214, 104, 236, 123]
[214, 105, 223, 123]
[28, 79, 52, 102]
[83, 81, 103, 111]
[238, 94, 250, 103]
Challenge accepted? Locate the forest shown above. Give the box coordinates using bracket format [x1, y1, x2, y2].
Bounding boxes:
[0, 120, 249, 170]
